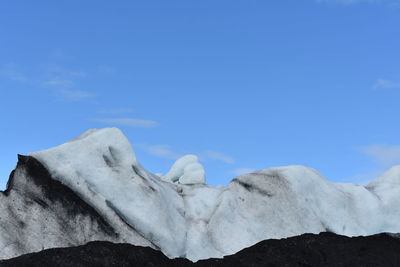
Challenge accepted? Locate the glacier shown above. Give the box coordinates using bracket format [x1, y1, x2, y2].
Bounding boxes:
[162, 154, 206, 185]
[1, 127, 400, 261]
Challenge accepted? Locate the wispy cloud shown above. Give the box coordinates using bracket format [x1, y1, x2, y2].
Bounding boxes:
[0, 63, 87, 87]
[341, 170, 384, 185]
[58, 89, 95, 101]
[0, 61, 93, 103]
[346, 144, 400, 185]
[316, 0, 400, 6]
[0, 64, 28, 82]
[44, 64, 87, 78]
[94, 118, 159, 128]
[97, 65, 116, 75]
[43, 79, 75, 88]
[360, 144, 400, 167]
[373, 79, 400, 90]
[69, 71, 87, 77]
[97, 108, 135, 115]
[232, 168, 255, 176]
[137, 145, 235, 164]
[200, 150, 235, 164]
[317, 0, 372, 4]
[137, 144, 182, 159]
[39, 65, 94, 101]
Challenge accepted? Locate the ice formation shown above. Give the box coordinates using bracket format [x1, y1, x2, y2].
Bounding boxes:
[162, 155, 206, 185]
[1, 127, 400, 261]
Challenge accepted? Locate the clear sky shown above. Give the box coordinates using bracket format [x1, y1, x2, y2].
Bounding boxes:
[1, 0, 400, 188]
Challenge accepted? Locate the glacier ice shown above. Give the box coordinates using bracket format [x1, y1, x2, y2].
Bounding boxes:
[162, 155, 206, 185]
[30, 128, 187, 258]
[1, 127, 400, 262]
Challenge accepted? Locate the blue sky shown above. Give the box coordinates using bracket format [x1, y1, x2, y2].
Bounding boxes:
[1, 0, 400, 188]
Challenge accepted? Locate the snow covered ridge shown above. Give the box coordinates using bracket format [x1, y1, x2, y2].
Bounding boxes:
[1, 127, 400, 261]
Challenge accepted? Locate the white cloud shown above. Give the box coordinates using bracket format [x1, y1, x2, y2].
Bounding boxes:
[360, 144, 400, 167]
[0, 62, 93, 103]
[137, 145, 235, 164]
[200, 150, 235, 164]
[94, 118, 159, 128]
[45, 64, 87, 78]
[43, 79, 75, 88]
[97, 65, 115, 74]
[345, 144, 400, 186]
[232, 168, 255, 176]
[373, 79, 400, 89]
[0, 64, 28, 82]
[97, 108, 135, 115]
[59, 89, 95, 101]
[0, 69, 27, 82]
[137, 144, 182, 159]
[317, 0, 400, 5]
[317, 0, 362, 4]
[341, 170, 384, 185]
[318, 0, 370, 3]
[69, 71, 87, 77]
[40, 65, 91, 101]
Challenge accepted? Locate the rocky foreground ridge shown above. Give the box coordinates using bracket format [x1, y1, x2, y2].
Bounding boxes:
[1, 128, 400, 261]
[1, 232, 400, 266]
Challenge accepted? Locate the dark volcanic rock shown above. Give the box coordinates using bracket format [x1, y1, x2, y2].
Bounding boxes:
[199, 232, 400, 267]
[1, 232, 400, 267]
[0, 241, 190, 267]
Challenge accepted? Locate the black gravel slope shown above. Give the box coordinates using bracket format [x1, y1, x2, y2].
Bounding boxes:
[1, 232, 400, 267]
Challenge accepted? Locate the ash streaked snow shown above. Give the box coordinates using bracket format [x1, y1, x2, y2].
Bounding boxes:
[1, 128, 400, 261]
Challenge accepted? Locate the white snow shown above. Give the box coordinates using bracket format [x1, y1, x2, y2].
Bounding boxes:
[29, 128, 187, 258]
[162, 155, 205, 185]
[2, 127, 400, 261]
[365, 166, 400, 232]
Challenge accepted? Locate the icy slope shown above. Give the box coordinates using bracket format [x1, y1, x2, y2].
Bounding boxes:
[0, 155, 150, 260]
[29, 128, 187, 258]
[1, 128, 400, 261]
